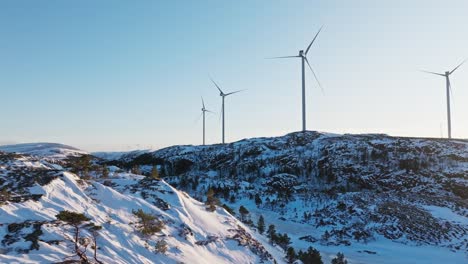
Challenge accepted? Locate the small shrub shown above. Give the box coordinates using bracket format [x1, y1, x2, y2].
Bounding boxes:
[155, 239, 168, 254]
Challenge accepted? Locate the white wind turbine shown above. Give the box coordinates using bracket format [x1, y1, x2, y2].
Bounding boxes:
[269, 27, 324, 132]
[200, 97, 213, 145]
[210, 78, 243, 144]
[422, 59, 466, 139]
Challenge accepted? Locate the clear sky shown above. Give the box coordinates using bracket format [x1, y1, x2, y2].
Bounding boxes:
[1, 0, 468, 151]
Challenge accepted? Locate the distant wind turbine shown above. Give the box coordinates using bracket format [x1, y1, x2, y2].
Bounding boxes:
[268, 26, 324, 132]
[421, 59, 466, 139]
[210, 78, 243, 144]
[200, 97, 213, 145]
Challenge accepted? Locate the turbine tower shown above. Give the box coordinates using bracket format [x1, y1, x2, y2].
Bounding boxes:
[210, 78, 243, 144]
[200, 97, 213, 145]
[422, 59, 466, 139]
[269, 27, 323, 132]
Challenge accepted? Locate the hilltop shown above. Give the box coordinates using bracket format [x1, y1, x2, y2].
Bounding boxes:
[101, 131, 468, 263]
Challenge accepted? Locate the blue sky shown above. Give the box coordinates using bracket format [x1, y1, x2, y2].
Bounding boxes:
[1, 1, 468, 151]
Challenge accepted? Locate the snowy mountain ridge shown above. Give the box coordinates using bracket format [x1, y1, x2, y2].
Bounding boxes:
[0, 150, 284, 263]
[0, 143, 87, 160]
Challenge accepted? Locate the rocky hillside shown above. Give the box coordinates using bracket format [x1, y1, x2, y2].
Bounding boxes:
[0, 148, 284, 264]
[103, 131, 468, 264]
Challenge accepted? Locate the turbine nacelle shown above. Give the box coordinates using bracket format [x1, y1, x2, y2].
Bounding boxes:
[445, 71, 450, 76]
[299, 50, 305, 57]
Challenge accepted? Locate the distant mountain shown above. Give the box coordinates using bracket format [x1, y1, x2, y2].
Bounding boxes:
[0, 149, 283, 263]
[0, 143, 87, 159]
[104, 131, 468, 264]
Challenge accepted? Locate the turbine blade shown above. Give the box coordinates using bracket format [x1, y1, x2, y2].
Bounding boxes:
[450, 59, 467, 74]
[420, 70, 445, 77]
[210, 77, 224, 94]
[193, 112, 203, 125]
[201, 97, 205, 109]
[219, 104, 223, 122]
[305, 26, 323, 55]
[225, 89, 245, 96]
[305, 57, 323, 93]
[266, 55, 300, 59]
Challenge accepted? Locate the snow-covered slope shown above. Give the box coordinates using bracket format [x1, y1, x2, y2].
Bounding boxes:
[0, 151, 284, 263]
[105, 131, 468, 264]
[0, 143, 87, 159]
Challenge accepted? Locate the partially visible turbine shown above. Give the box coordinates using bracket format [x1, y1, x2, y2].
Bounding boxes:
[268, 26, 324, 132]
[421, 59, 466, 139]
[210, 78, 243, 144]
[200, 97, 213, 145]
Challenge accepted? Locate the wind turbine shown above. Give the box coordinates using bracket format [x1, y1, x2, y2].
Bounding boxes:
[210, 78, 243, 144]
[269, 26, 323, 132]
[200, 97, 213, 145]
[421, 59, 466, 139]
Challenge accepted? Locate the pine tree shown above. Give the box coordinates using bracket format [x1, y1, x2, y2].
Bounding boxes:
[0, 187, 11, 204]
[205, 188, 220, 212]
[298, 247, 323, 264]
[151, 165, 160, 179]
[257, 215, 265, 234]
[229, 194, 236, 203]
[276, 233, 291, 250]
[101, 166, 109, 179]
[86, 223, 103, 264]
[286, 247, 297, 263]
[267, 224, 277, 242]
[132, 209, 165, 235]
[238, 205, 249, 222]
[331, 252, 347, 264]
[255, 193, 262, 206]
[56, 211, 91, 263]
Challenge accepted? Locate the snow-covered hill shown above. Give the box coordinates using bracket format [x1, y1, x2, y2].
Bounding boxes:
[0, 149, 284, 263]
[0, 143, 87, 160]
[104, 131, 468, 264]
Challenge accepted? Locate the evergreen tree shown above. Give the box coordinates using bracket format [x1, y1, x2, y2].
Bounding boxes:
[286, 247, 297, 264]
[86, 223, 103, 264]
[151, 165, 160, 179]
[205, 188, 220, 212]
[56, 210, 91, 263]
[255, 193, 262, 206]
[276, 233, 291, 250]
[132, 209, 164, 235]
[298, 247, 323, 264]
[257, 215, 265, 234]
[267, 224, 277, 242]
[238, 205, 249, 222]
[331, 252, 347, 264]
[0, 187, 11, 204]
[101, 166, 109, 179]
